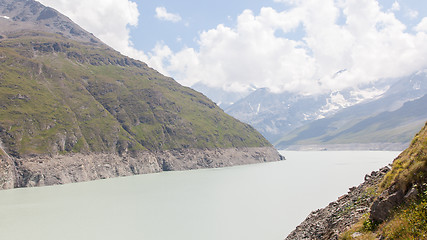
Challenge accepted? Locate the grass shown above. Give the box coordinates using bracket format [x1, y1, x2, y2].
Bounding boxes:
[381, 196, 427, 239]
[379, 122, 427, 193]
[339, 122, 427, 239]
[341, 186, 427, 239]
[340, 214, 378, 240]
[0, 32, 270, 157]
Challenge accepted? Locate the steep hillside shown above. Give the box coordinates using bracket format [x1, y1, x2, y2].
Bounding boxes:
[0, 0, 280, 189]
[0, 34, 270, 155]
[285, 121, 427, 239]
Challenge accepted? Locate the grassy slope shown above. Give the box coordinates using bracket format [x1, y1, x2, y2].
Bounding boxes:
[340, 122, 427, 239]
[0, 33, 270, 157]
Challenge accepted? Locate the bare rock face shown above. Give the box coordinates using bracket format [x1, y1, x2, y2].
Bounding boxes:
[14, 152, 161, 187]
[369, 186, 420, 223]
[0, 147, 282, 189]
[369, 190, 404, 223]
[0, 155, 16, 189]
[157, 147, 281, 171]
[0, 140, 17, 188]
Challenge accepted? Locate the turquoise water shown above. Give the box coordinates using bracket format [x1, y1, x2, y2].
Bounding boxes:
[0, 151, 399, 240]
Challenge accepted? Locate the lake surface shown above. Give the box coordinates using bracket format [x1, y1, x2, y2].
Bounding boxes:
[0, 151, 400, 240]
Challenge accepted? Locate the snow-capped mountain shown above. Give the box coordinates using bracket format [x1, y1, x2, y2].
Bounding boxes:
[223, 70, 427, 147]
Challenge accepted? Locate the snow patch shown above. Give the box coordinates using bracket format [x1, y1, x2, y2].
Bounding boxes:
[319, 87, 387, 116]
[349, 87, 388, 104]
[320, 92, 350, 114]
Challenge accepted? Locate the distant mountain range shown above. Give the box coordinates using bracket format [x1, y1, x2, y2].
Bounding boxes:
[222, 71, 427, 150]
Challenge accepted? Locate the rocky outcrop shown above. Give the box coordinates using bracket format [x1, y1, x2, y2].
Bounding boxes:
[285, 166, 390, 240]
[0, 147, 282, 189]
[369, 186, 420, 223]
[0, 139, 17, 189]
[369, 189, 404, 223]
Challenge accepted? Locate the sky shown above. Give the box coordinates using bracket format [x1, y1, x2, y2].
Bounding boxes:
[38, 0, 427, 95]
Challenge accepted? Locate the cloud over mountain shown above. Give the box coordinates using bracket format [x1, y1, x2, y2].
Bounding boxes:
[158, 0, 427, 95]
[38, 0, 427, 95]
[38, 0, 149, 62]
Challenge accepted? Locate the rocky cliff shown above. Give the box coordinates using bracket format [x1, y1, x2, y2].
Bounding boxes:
[0, 0, 282, 189]
[1, 147, 281, 189]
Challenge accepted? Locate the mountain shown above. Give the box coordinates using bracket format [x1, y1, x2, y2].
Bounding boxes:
[225, 82, 390, 142]
[0, 0, 281, 189]
[286, 121, 427, 239]
[276, 94, 427, 150]
[225, 71, 427, 150]
[276, 73, 427, 150]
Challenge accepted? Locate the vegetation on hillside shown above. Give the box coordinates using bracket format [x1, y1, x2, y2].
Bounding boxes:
[340, 122, 427, 239]
[0, 32, 270, 157]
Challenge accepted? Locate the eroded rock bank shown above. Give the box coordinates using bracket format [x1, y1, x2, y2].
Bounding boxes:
[0, 147, 282, 189]
[285, 166, 390, 240]
[285, 122, 427, 240]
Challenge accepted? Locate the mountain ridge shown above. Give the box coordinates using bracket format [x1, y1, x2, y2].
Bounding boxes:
[0, 0, 103, 45]
[0, 0, 281, 189]
[276, 93, 427, 150]
[224, 71, 427, 150]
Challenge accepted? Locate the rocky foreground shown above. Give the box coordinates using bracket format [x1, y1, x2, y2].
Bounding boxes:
[285, 165, 422, 240]
[285, 166, 391, 240]
[286, 122, 427, 240]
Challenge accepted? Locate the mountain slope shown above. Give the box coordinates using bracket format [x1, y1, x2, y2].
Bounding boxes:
[0, 0, 280, 189]
[225, 70, 427, 150]
[224, 77, 394, 142]
[225, 88, 333, 142]
[0, 35, 270, 155]
[276, 94, 427, 150]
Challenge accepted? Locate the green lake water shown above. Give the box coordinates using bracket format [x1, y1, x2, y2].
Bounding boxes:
[0, 151, 400, 240]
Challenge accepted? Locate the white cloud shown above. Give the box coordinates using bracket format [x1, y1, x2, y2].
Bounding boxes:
[407, 9, 419, 19]
[146, 42, 173, 74]
[153, 0, 427, 95]
[37, 0, 427, 96]
[415, 17, 427, 33]
[155, 7, 182, 23]
[390, 1, 400, 12]
[38, 0, 149, 62]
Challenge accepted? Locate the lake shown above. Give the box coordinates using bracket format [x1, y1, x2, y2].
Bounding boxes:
[0, 151, 400, 240]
